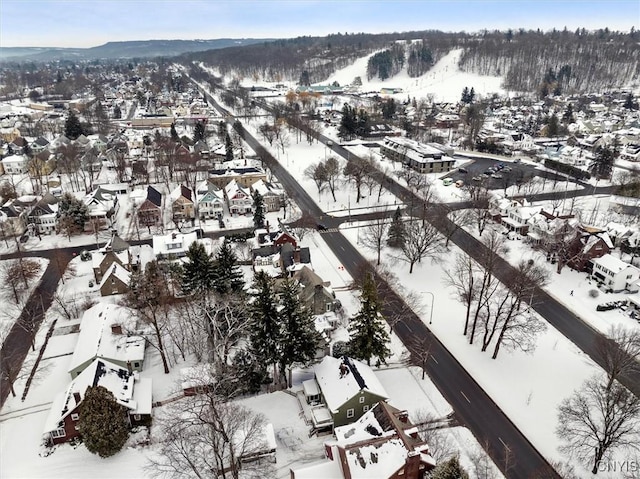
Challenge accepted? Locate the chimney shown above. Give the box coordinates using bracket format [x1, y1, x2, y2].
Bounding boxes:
[126, 361, 133, 373]
[111, 323, 122, 335]
[404, 451, 421, 479]
[73, 391, 81, 405]
[172, 232, 177, 240]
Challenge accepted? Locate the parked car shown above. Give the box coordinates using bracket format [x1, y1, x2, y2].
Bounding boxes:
[503, 166, 512, 172]
[491, 173, 503, 179]
[458, 167, 468, 174]
[442, 178, 454, 186]
[317, 223, 327, 231]
[596, 301, 625, 311]
[455, 180, 464, 187]
[80, 250, 92, 261]
[472, 175, 483, 182]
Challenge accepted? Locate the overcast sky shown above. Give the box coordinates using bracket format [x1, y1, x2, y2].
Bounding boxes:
[1, 0, 638, 48]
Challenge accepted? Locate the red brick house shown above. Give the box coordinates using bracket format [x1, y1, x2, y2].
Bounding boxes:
[565, 225, 613, 272]
[43, 359, 152, 446]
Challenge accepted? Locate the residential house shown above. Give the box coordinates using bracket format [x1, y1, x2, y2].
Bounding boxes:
[565, 226, 613, 272]
[195, 180, 225, 219]
[170, 184, 195, 222]
[380, 137, 454, 174]
[68, 302, 145, 379]
[292, 265, 340, 315]
[153, 231, 207, 261]
[1, 154, 28, 174]
[137, 185, 163, 229]
[591, 254, 640, 293]
[99, 263, 131, 296]
[27, 193, 59, 235]
[0, 196, 37, 237]
[303, 356, 389, 430]
[225, 179, 253, 215]
[250, 179, 283, 212]
[291, 402, 436, 479]
[43, 359, 152, 446]
[92, 247, 130, 283]
[526, 210, 578, 252]
[84, 185, 119, 232]
[30, 136, 50, 154]
[499, 200, 542, 236]
[208, 166, 267, 189]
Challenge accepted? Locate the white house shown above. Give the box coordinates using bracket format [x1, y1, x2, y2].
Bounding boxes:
[1, 154, 28, 174]
[224, 179, 253, 215]
[591, 254, 640, 293]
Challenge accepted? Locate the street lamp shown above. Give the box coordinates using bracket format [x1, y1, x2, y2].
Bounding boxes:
[421, 291, 435, 325]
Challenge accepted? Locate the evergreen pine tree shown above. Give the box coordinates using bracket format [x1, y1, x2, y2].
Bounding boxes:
[231, 348, 269, 394]
[278, 279, 321, 386]
[78, 386, 129, 458]
[249, 272, 281, 379]
[338, 103, 357, 140]
[225, 132, 234, 161]
[193, 121, 206, 143]
[64, 110, 84, 140]
[348, 273, 390, 366]
[170, 123, 180, 142]
[252, 190, 265, 229]
[430, 456, 470, 479]
[461, 87, 470, 104]
[113, 105, 122, 119]
[387, 207, 405, 247]
[181, 241, 215, 296]
[212, 239, 244, 295]
[57, 192, 89, 233]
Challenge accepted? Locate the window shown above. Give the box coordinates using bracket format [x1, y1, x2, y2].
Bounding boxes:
[71, 413, 79, 421]
[359, 396, 365, 404]
[134, 362, 140, 368]
[51, 428, 66, 438]
[74, 425, 80, 431]
[133, 414, 141, 421]
[363, 405, 370, 413]
[326, 303, 332, 312]
[346, 408, 354, 418]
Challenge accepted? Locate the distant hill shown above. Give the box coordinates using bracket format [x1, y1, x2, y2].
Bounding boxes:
[186, 29, 640, 95]
[0, 38, 275, 62]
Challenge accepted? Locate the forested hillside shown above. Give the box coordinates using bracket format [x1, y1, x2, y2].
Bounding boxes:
[458, 29, 640, 94]
[186, 28, 639, 95]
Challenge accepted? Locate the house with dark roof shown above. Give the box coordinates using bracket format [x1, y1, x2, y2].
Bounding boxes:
[137, 185, 163, 228]
[170, 184, 195, 221]
[99, 263, 132, 296]
[292, 265, 340, 315]
[27, 193, 58, 235]
[565, 225, 613, 272]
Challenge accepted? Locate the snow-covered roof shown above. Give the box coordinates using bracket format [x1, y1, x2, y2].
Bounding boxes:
[152, 231, 199, 258]
[92, 250, 128, 270]
[68, 303, 144, 375]
[592, 254, 637, 274]
[98, 262, 131, 290]
[313, 356, 388, 413]
[44, 358, 151, 435]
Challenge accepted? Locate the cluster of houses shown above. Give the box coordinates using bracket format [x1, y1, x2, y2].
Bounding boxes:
[490, 196, 640, 295]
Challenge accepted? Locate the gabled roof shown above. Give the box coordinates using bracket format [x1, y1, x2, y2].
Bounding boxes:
[99, 262, 132, 290]
[171, 184, 193, 203]
[43, 359, 152, 435]
[146, 185, 162, 207]
[68, 303, 144, 375]
[314, 356, 388, 413]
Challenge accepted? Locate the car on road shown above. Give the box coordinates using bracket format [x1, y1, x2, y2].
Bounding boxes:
[455, 180, 464, 187]
[472, 175, 483, 181]
[317, 223, 327, 231]
[491, 173, 503, 179]
[458, 167, 468, 173]
[442, 178, 454, 186]
[326, 140, 334, 147]
[503, 166, 512, 172]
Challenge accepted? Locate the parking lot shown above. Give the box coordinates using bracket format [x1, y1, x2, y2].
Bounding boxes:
[444, 155, 568, 191]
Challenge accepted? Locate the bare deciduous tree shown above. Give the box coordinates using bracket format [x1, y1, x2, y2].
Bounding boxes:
[359, 218, 389, 266]
[595, 325, 640, 391]
[557, 374, 640, 475]
[147, 390, 275, 479]
[396, 218, 444, 274]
